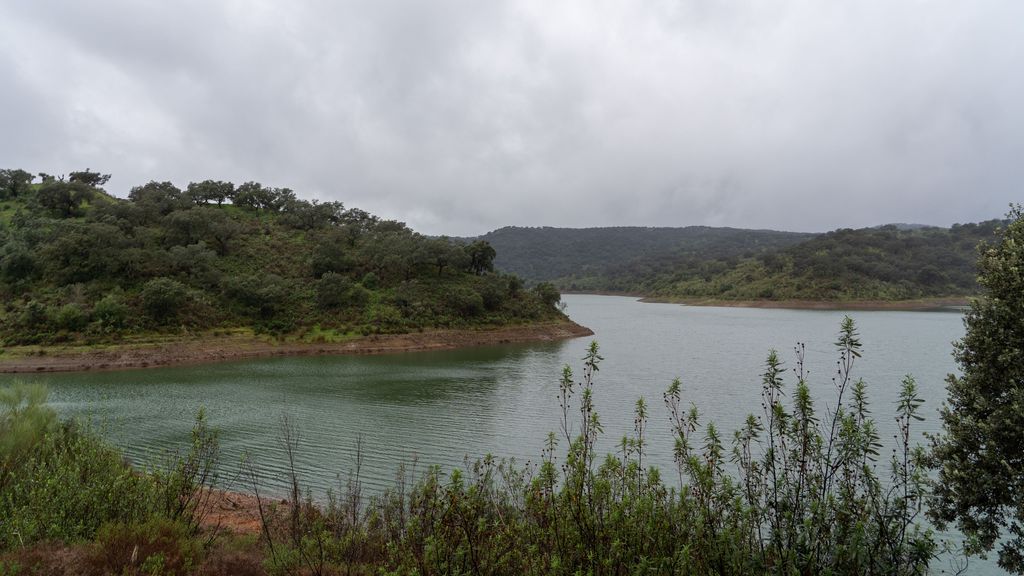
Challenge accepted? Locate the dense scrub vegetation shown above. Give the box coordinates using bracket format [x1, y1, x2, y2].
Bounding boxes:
[929, 205, 1024, 572]
[0, 319, 951, 575]
[646, 222, 1003, 300]
[0, 169, 562, 347]
[477, 221, 1002, 301]
[475, 225, 814, 287]
[0, 382, 228, 574]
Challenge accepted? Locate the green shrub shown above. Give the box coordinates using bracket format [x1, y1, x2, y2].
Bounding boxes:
[225, 274, 292, 321]
[444, 286, 484, 317]
[315, 273, 354, 310]
[360, 272, 379, 290]
[92, 293, 130, 332]
[54, 303, 87, 332]
[0, 383, 56, 479]
[533, 281, 560, 308]
[0, 420, 156, 548]
[150, 408, 220, 537]
[90, 517, 201, 576]
[0, 387, 220, 553]
[141, 277, 188, 323]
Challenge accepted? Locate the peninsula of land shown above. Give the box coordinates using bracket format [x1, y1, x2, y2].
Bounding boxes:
[0, 319, 592, 373]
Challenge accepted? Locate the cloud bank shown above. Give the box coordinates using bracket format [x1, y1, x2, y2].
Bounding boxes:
[1, 0, 1021, 235]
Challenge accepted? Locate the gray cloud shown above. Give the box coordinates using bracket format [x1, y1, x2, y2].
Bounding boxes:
[1, 0, 1021, 235]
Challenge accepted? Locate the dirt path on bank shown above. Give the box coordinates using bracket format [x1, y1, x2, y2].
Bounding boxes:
[0, 320, 593, 374]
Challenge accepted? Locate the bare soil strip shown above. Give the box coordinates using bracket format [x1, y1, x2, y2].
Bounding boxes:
[0, 320, 593, 374]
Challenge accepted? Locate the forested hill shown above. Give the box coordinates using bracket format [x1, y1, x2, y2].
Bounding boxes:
[0, 168, 562, 346]
[473, 226, 816, 286]
[474, 221, 1004, 301]
[645, 221, 1003, 301]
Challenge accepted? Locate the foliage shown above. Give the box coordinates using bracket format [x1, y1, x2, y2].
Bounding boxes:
[0, 167, 562, 346]
[34, 180, 96, 218]
[475, 225, 812, 286]
[929, 205, 1024, 572]
[476, 222, 1000, 300]
[0, 384, 56, 481]
[92, 293, 130, 329]
[0, 320, 945, 574]
[68, 169, 111, 188]
[464, 240, 496, 275]
[245, 320, 937, 575]
[533, 281, 560, 308]
[150, 408, 221, 537]
[186, 180, 235, 206]
[0, 386, 223, 553]
[0, 170, 33, 200]
[141, 277, 189, 323]
[0, 385, 155, 548]
[89, 517, 203, 576]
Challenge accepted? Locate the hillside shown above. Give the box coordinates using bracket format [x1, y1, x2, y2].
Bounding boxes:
[474, 221, 1003, 302]
[651, 222, 1002, 301]
[0, 169, 565, 347]
[475, 226, 815, 286]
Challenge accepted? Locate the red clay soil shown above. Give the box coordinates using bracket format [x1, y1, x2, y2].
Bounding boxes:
[201, 490, 277, 536]
[0, 320, 594, 374]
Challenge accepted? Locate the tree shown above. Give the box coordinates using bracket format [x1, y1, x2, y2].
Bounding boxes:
[0, 169, 33, 199]
[35, 180, 95, 218]
[422, 237, 469, 276]
[315, 272, 354, 310]
[279, 198, 344, 230]
[129, 181, 185, 216]
[233, 182, 296, 211]
[0, 242, 36, 284]
[185, 180, 234, 205]
[465, 240, 496, 275]
[534, 281, 561, 309]
[140, 277, 189, 323]
[311, 229, 356, 277]
[232, 181, 270, 210]
[930, 205, 1024, 572]
[68, 169, 110, 188]
[38, 221, 126, 284]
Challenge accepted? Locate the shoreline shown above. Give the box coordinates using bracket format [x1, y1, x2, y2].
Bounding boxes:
[562, 290, 970, 310]
[0, 319, 594, 374]
[637, 296, 970, 311]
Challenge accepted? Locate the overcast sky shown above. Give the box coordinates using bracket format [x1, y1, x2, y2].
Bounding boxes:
[1, 1, 1021, 236]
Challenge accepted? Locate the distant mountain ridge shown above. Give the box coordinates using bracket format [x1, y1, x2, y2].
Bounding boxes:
[469, 220, 1006, 301]
[468, 225, 816, 285]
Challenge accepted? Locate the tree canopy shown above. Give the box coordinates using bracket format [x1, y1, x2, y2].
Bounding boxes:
[474, 222, 1000, 301]
[930, 205, 1024, 572]
[0, 168, 563, 345]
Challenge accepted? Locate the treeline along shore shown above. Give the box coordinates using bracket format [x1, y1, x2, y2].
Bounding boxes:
[0, 168, 584, 371]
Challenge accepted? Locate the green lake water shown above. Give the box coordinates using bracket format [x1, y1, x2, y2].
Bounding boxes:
[3, 294, 994, 573]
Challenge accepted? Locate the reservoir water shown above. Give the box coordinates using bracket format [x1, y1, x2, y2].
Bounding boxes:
[3, 294, 992, 573]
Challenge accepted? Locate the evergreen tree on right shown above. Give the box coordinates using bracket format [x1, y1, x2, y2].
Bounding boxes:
[931, 205, 1024, 572]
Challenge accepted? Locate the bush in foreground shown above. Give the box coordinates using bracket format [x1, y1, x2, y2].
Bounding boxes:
[1, 318, 944, 575]
[249, 319, 939, 575]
